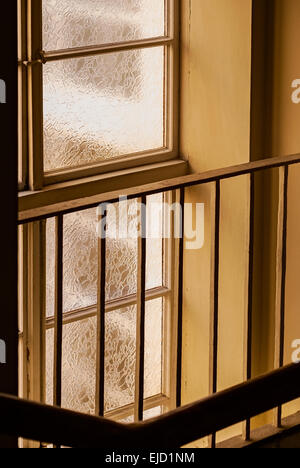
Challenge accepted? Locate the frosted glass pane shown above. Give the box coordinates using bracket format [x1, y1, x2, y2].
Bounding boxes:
[104, 306, 137, 413]
[46, 308, 137, 414]
[43, 48, 164, 172]
[120, 416, 134, 424]
[45, 300, 163, 414]
[46, 209, 98, 315]
[46, 203, 139, 315]
[144, 406, 163, 420]
[63, 209, 98, 313]
[146, 194, 163, 290]
[43, 0, 165, 50]
[106, 200, 138, 301]
[46, 318, 97, 413]
[144, 298, 163, 399]
[46, 217, 55, 318]
[46, 328, 53, 405]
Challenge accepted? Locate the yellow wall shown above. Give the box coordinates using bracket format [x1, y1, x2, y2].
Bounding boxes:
[270, 0, 300, 418]
[180, 0, 300, 445]
[180, 0, 253, 446]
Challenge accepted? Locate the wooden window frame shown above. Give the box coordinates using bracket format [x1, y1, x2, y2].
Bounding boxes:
[18, 0, 180, 191]
[18, 2, 181, 443]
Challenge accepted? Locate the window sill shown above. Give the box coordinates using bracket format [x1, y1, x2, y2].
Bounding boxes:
[19, 158, 189, 221]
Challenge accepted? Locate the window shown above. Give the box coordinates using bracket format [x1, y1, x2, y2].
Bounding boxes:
[18, 0, 179, 190]
[44, 195, 175, 418]
[18, 0, 180, 432]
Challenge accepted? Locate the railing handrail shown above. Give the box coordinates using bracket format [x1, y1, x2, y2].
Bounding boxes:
[1, 363, 300, 448]
[19, 153, 300, 224]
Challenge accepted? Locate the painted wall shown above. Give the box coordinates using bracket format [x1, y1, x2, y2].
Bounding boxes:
[180, 0, 252, 446]
[180, 0, 300, 445]
[270, 0, 300, 418]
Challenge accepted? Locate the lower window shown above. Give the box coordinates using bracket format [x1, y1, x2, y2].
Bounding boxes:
[18, 192, 178, 426]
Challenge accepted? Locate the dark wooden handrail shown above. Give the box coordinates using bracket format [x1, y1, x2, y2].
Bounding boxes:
[1, 363, 300, 448]
[19, 153, 300, 224]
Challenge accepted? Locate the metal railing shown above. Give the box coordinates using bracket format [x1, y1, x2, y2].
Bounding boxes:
[17, 152, 300, 447]
[1, 363, 300, 448]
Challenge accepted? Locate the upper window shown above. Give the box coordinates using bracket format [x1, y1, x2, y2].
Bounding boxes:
[42, 0, 166, 49]
[18, 0, 178, 189]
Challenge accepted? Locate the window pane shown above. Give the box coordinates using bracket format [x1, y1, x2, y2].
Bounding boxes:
[146, 194, 164, 290]
[46, 205, 139, 316]
[43, 48, 164, 172]
[63, 209, 98, 313]
[46, 198, 165, 316]
[46, 307, 137, 415]
[43, 0, 165, 50]
[46, 217, 55, 317]
[45, 299, 164, 414]
[144, 406, 163, 420]
[106, 200, 138, 301]
[46, 317, 97, 414]
[46, 210, 98, 315]
[105, 306, 137, 413]
[144, 298, 163, 399]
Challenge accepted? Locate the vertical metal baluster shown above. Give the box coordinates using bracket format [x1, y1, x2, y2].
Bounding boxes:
[96, 204, 107, 417]
[53, 215, 63, 448]
[243, 173, 255, 440]
[135, 196, 147, 422]
[176, 188, 185, 408]
[209, 181, 221, 449]
[274, 165, 289, 427]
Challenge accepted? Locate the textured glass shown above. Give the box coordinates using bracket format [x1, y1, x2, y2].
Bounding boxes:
[63, 209, 98, 313]
[46, 203, 139, 315]
[46, 327, 54, 405]
[46, 209, 98, 315]
[43, 0, 165, 50]
[46, 217, 55, 317]
[43, 48, 164, 172]
[146, 194, 164, 290]
[144, 298, 163, 399]
[46, 318, 96, 413]
[106, 200, 138, 301]
[120, 416, 134, 424]
[144, 406, 163, 420]
[104, 306, 137, 413]
[46, 299, 163, 414]
[46, 306, 137, 414]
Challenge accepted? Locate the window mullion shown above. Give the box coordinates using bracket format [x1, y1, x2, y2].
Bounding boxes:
[166, 0, 179, 154]
[41, 36, 174, 63]
[21, 220, 46, 448]
[26, 221, 46, 406]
